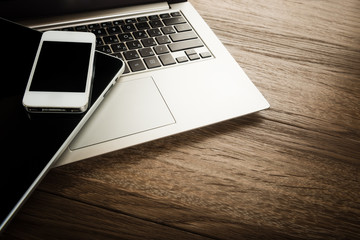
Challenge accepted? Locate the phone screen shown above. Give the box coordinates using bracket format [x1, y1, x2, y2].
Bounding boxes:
[29, 41, 91, 92]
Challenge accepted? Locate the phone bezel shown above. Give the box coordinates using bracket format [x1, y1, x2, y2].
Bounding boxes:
[22, 31, 96, 113]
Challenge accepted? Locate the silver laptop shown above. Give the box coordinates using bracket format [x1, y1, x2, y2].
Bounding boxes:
[4, 0, 269, 166]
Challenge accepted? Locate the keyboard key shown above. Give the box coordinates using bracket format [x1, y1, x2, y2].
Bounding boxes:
[122, 24, 136, 32]
[169, 31, 197, 42]
[107, 26, 122, 34]
[112, 53, 124, 60]
[75, 25, 87, 31]
[96, 45, 112, 54]
[123, 63, 130, 74]
[111, 43, 127, 52]
[103, 35, 119, 44]
[62, 27, 74, 31]
[154, 45, 169, 55]
[163, 17, 186, 26]
[123, 50, 140, 60]
[156, 35, 171, 44]
[159, 54, 176, 66]
[185, 49, 197, 56]
[188, 53, 200, 61]
[126, 40, 142, 50]
[168, 39, 204, 52]
[149, 15, 160, 21]
[176, 56, 188, 63]
[149, 20, 164, 28]
[144, 56, 161, 69]
[136, 22, 150, 30]
[171, 12, 182, 17]
[160, 13, 171, 19]
[118, 33, 134, 42]
[141, 38, 157, 47]
[96, 37, 104, 46]
[147, 28, 162, 37]
[128, 59, 146, 72]
[175, 23, 192, 32]
[113, 19, 125, 25]
[200, 52, 212, 58]
[91, 28, 107, 36]
[137, 16, 148, 22]
[139, 47, 155, 57]
[125, 18, 136, 24]
[101, 21, 113, 28]
[161, 26, 176, 35]
[133, 30, 148, 39]
[185, 48, 200, 60]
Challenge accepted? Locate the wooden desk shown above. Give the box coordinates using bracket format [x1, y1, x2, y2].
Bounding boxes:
[3, 0, 360, 239]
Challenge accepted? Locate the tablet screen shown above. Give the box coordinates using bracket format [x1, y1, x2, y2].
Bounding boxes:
[0, 18, 123, 231]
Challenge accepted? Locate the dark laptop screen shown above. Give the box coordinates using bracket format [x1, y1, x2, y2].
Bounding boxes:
[0, 0, 184, 20]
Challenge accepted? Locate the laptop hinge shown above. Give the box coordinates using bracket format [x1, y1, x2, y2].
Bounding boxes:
[25, 2, 170, 30]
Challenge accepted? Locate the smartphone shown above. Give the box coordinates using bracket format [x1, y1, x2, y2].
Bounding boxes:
[23, 30, 96, 113]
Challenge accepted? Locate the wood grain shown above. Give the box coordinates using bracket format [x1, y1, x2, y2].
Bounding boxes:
[3, 190, 213, 240]
[2, 0, 360, 239]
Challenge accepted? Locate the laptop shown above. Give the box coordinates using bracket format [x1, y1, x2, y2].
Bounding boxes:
[1, 0, 269, 166]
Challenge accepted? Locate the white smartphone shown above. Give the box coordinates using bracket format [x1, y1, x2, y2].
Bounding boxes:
[23, 31, 96, 113]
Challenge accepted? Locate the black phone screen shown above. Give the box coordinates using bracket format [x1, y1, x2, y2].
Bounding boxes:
[30, 41, 92, 92]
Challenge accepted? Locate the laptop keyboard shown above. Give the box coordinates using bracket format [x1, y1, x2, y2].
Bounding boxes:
[57, 11, 212, 74]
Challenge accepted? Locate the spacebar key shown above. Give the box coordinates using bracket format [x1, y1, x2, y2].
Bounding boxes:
[168, 39, 203, 52]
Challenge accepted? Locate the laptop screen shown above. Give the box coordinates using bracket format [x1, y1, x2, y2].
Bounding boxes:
[0, 0, 184, 21]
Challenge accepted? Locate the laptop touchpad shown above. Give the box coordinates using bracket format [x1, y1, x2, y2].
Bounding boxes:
[70, 77, 175, 150]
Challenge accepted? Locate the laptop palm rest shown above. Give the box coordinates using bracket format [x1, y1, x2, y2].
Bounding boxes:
[70, 77, 175, 150]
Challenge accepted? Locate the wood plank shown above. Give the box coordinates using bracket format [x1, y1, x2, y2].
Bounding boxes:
[35, 169, 300, 240]
[192, 0, 360, 139]
[3, 191, 213, 240]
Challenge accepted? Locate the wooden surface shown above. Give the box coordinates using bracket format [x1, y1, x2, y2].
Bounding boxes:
[2, 0, 360, 239]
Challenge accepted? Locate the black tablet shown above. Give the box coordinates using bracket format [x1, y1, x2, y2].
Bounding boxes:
[0, 18, 124, 231]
